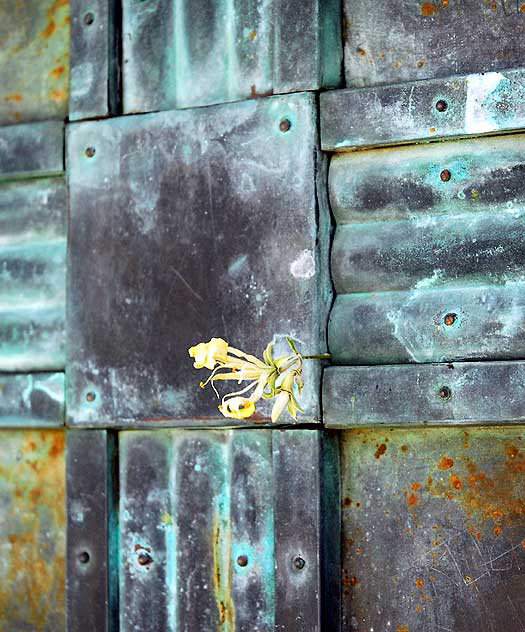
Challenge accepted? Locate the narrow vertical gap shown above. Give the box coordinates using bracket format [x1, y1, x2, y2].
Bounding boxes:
[107, 429, 120, 631]
[109, 0, 123, 116]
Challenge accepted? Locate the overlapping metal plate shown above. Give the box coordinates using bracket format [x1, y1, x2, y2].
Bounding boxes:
[67, 93, 330, 427]
[0, 0, 69, 125]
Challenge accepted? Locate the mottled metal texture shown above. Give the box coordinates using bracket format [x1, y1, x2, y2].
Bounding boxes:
[0, 0, 69, 125]
[0, 122, 63, 182]
[69, 0, 119, 120]
[324, 362, 525, 428]
[0, 373, 64, 427]
[118, 429, 335, 631]
[341, 427, 525, 631]
[343, 0, 525, 89]
[321, 67, 525, 151]
[67, 430, 118, 632]
[0, 176, 67, 372]
[122, 0, 342, 114]
[67, 93, 330, 427]
[327, 133, 525, 365]
[0, 429, 65, 631]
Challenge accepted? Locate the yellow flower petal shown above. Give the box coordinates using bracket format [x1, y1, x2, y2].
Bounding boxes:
[188, 337, 229, 370]
[218, 396, 255, 419]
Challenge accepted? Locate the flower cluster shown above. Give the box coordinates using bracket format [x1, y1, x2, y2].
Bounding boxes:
[188, 337, 308, 422]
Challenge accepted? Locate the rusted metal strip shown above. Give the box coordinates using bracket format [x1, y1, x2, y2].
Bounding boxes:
[69, 0, 119, 120]
[0, 373, 64, 427]
[321, 68, 525, 151]
[66, 430, 118, 632]
[324, 362, 525, 427]
[0, 121, 63, 181]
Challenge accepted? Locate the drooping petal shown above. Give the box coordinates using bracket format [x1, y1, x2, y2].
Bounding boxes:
[218, 396, 255, 419]
[271, 390, 289, 422]
[188, 337, 229, 370]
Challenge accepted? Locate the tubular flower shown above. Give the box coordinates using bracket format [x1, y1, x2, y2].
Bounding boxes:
[188, 336, 329, 422]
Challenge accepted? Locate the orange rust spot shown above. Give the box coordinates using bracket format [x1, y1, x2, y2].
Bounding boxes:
[408, 493, 418, 506]
[415, 577, 424, 589]
[429, 127, 436, 133]
[48, 433, 65, 459]
[374, 443, 387, 459]
[493, 525, 502, 536]
[450, 474, 462, 490]
[49, 89, 66, 103]
[441, 0, 449, 6]
[521, 3, 525, 12]
[417, 59, 427, 68]
[250, 85, 273, 99]
[411, 482, 421, 491]
[4, 93, 22, 103]
[438, 456, 454, 470]
[421, 2, 437, 15]
[248, 30, 257, 41]
[505, 444, 520, 459]
[467, 525, 482, 540]
[349, 576, 359, 586]
[346, 538, 354, 547]
[41, 20, 56, 38]
[491, 2, 497, 9]
[355, 501, 361, 508]
[30, 488, 42, 502]
[356, 47, 366, 56]
[416, 604, 422, 612]
[427, 477, 433, 486]
[50, 65, 65, 79]
[401, 445, 408, 453]
[521, 539, 525, 549]
[343, 497, 352, 507]
[397, 626, 410, 632]
[63, 15, 70, 25]
[47, 0, 68, 17]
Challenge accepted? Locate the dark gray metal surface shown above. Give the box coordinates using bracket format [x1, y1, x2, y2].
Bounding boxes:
[67, 430, 118, 632]
[341, 427, 525, 631]
[321, 67, 525, 151]
[343, 0, 525, 88]
[0, 121, 63, 181]
[69, 0, 119, 120]
[324, 362, 525, 427]
[67, 93, 329, 427]
[122, 0, 341, 114]
[0, 373, 64, 427]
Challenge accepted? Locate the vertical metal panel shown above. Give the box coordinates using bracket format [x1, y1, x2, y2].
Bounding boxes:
[0, 176, 66, 372]
[69, 0, 118, 120]
[67, 94, 327, 426]
[0, 373, 64, 427]
[0, 122, 64, 181]
[0, 0, 69, 125]
[343, 0, 525, 88]
[341, 427, 525, 631]
[320, 68, 525, 151]
[67, 429, 117, 632]
[0, 429, 65, 630]
[119, 429, 275, 631]
[122, 0, 341, 114]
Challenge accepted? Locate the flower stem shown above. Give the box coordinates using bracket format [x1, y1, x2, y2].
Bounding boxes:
[302, 353, 331, 360]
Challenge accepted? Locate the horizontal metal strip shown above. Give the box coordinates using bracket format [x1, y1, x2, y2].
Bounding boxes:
[0, 121, 64, 181]
[321, 67, 525, 151]
[329, 285, 525, 365]
[332, 210, 525, 293]
[0, 372, 64, 427]
[323, 361, 525, 427]
[329, 133, 525, 223]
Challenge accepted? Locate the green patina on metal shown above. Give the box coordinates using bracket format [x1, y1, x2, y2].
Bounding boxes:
[0, 372, 64, 427]
[0, 429, 65, 631]
[0, 0, 70, 125]
[0, 177, 66, 372]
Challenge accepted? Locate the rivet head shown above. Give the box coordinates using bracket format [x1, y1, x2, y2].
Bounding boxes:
[279, 118, 291, 133]
[292, 556, 305, 570]
[444, 312, 457, 326]
[85, 146, 96, 158]
[439, 386, 452, 401]
[78, 551, 90, 564]
[236, 554, 248, 567]
[137, 551, 153, 566]
[83, 12, 94, 25]
[85, 391, 96, 402]
[440, 169, 451, 182]
[435, 99, 448, 112]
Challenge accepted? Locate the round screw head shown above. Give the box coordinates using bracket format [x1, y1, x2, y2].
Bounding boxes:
[279, 118, 291, 133]
[439, 386, 452, 401]
[78, 551, 90, 564]
[435, 99, 448, 112]
[85, 391, 96, 402]
[236, 554, 248, 567]
[85, 146, 96, 158]
[83, 12, 94, 25]
[440, 169, 451, 182]
[137, 551, 153, 566]
[292, 556, 306, 570]
[444, 312, 457, 326]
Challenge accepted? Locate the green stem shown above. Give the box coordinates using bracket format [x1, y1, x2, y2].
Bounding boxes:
[302, 353, 331, 360]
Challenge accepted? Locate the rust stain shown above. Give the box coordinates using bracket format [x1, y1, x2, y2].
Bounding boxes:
[50, 65, 65, 80]
[356, 47, 366, 56]
[47, 0, 68, 17]
[49, 433, 65, 459]
[438, 456, 454, 470]
[420, 2, 438, 16]
[349, 576, 360, 586]
[401, 445, 409, 453]
[429, 127, 436, 133]
[343, 497, 352, 507]
[408, 493, 418, 506]
[521, 3, 525, 12]
[374, 443, 387, 459]
[415, 577, 424, 589]
[49, 89, 66, 103]
[248, 30, 257, 41]
[441, 0, 449, 6]
[411, 482, 420, 491]
[250, 85, 273, 99]
[450, 474, 462, 490]
[417, 59, 427, 68]
[4, 93, 22, 103]
[397, 626, 410, 632]
[41, 20, 56, 38]
[211, 515, 235, 629]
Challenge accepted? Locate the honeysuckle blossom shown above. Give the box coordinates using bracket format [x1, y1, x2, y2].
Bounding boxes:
[188, 337, 329, 422]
